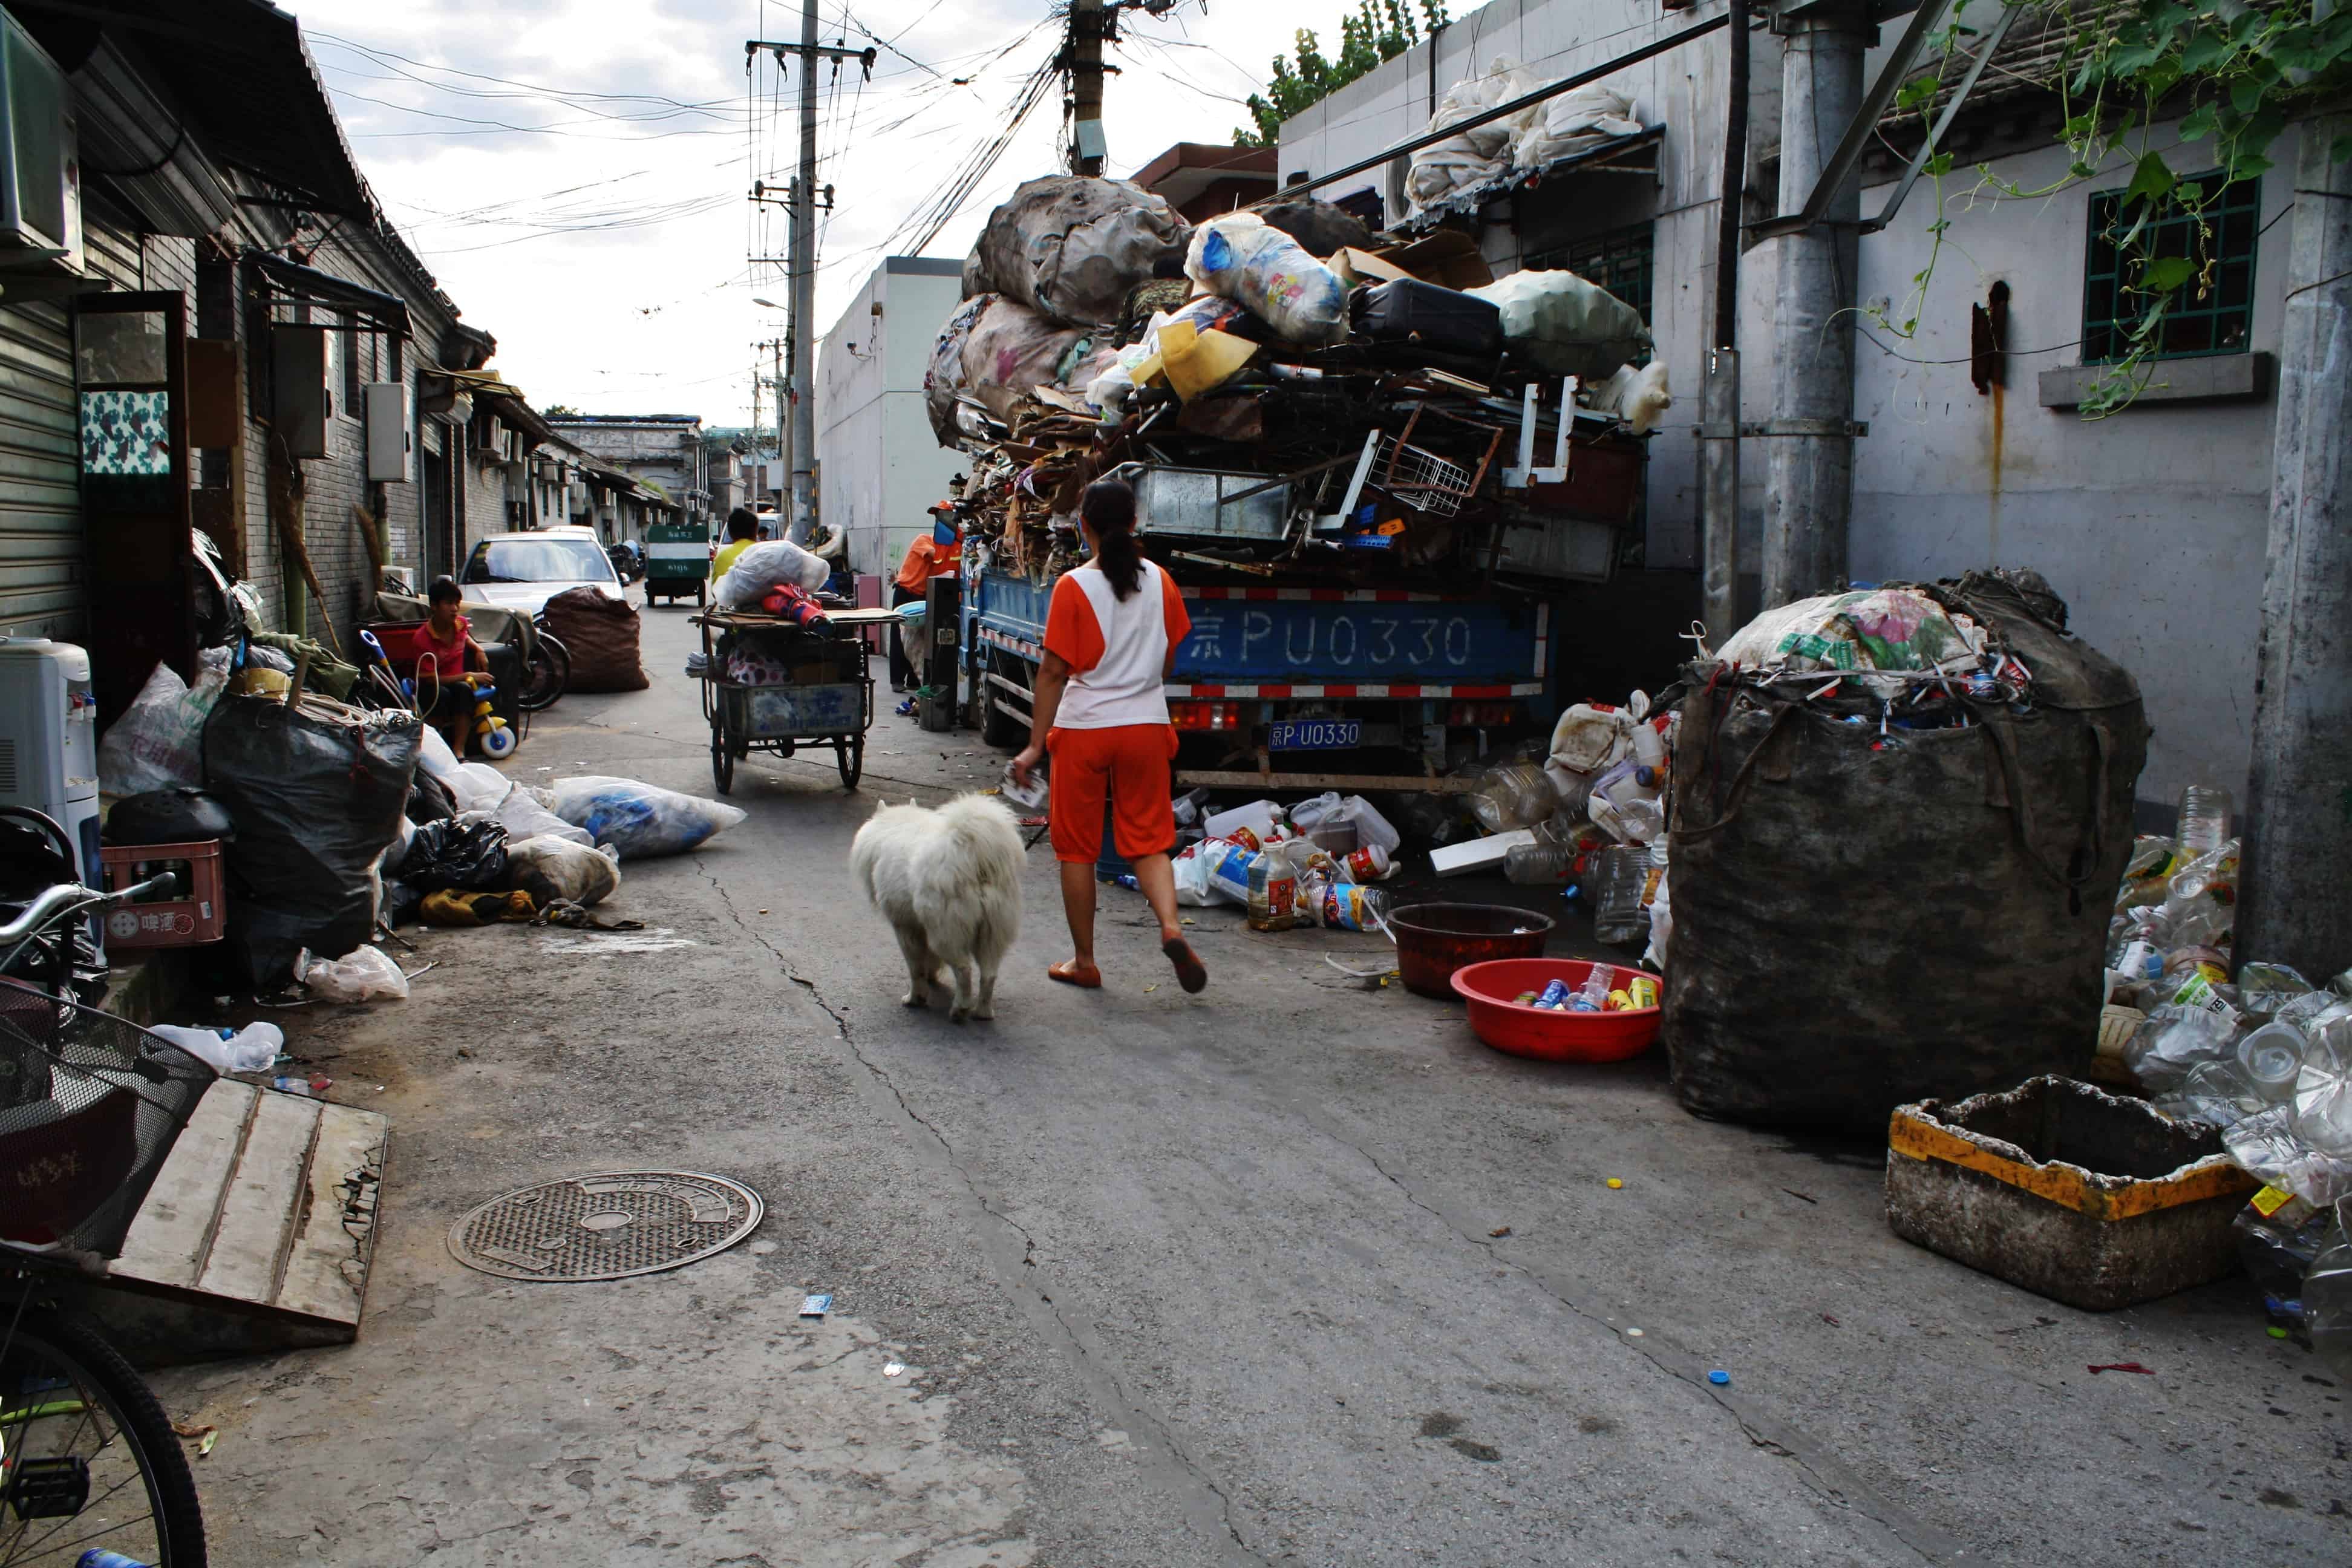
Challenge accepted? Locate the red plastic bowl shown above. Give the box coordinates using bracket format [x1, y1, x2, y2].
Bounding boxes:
[1449, 958, 1663, 1063]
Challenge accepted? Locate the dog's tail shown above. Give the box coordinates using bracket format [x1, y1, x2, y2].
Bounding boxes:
[935, 793, 1024, 884]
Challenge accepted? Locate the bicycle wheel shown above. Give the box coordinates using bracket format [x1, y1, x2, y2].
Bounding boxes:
[0, 1304, 206, 1566]
[518, 630, 569, 713]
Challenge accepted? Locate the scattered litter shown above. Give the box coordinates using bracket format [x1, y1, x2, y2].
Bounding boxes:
[1144, 984, 1158, 993]
[1489, 1226, 1512, 1238]
[1821, 1314, 1841, 1327]
[2087, 1362, 2157, 1376]
[757, 909, 769, 915]
[1781, 1188, 1819, 1205]
[533, 901, 647, 932]
[884, 1362, 906, 1378]
[1606, 1178, 1623, 1190]
[799, 1293, 832, 1319]
[1623, 1327, 1642, 1338]
[1707, 1370, 1731, 1386]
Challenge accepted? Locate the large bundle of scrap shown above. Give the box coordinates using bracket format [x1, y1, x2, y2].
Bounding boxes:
[921, 176, 1671, 594]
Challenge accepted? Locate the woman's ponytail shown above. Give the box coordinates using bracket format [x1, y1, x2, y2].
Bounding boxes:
[1082, 479, 1144, 601]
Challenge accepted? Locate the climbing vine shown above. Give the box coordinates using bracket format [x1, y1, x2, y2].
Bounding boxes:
[1874, 0, 2352, 416]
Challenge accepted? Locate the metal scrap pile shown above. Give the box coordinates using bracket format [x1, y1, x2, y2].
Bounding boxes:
[924, 174, 1671, 591]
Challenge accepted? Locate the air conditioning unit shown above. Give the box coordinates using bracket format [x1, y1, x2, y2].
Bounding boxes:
[0, 13, 80, 272]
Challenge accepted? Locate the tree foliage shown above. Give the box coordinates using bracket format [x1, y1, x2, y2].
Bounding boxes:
[1231, 1, 1451, 146]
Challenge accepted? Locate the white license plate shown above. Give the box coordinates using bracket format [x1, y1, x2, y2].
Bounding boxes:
[1267, 718, 1361, 751]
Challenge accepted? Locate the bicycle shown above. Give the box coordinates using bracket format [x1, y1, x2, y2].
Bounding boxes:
[520, 616, 569, 714]
[0, 934, 215, 1563]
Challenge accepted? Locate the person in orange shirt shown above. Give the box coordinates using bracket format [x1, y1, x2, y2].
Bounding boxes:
[1009, 479, 1206, 995]
[889, 505, 959, 691]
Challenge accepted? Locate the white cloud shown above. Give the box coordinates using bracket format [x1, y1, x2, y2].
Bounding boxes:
[292, 0, 1423, 424]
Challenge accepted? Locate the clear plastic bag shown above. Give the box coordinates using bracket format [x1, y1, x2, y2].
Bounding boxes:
[2227, 1106, 2352, 1207]
[148, 1022, 284, 1076]
[505, 834, 621, 907]
[1183, 214, 1348, 347]
[491, 783, 592, 848]
[2295, 1016, 2352, 1157]
[546, 776, 748, 860]
[2123, 1004, 2236, 1095]
[297, 944, 410, 1004]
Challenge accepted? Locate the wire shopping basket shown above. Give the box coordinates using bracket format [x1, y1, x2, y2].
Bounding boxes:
[0, 980, 217, 1259]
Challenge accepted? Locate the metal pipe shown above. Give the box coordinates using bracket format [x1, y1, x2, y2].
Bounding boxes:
[2239, 112, 2352, 978]
[1762, 12, 1865, 609]
[1713, 0, 1749, 351]
[1700, 0, 1750, 650]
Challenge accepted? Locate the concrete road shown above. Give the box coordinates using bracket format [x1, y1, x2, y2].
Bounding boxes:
[152, 598, 2348, 1567]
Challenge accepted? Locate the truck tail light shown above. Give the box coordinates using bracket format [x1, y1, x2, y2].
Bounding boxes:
[1449, 700, 1520, 725]
[1171, 701, 1240, 731]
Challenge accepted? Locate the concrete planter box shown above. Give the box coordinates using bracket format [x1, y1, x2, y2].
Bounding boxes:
[1885, 1076, 2255, 1312]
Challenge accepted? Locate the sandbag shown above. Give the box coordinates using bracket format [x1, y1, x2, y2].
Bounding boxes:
[1184, 214, 1348, 346]
[1511, 84, 1642, 169]
[972, 175, 1190, 327]
[546, 775, 747, 860]
[506, 834, 620, 907]
[925, 294, 991, 445]
[1469, 269, 1651, 380]
[540, 586, 647, 694]
[958, 298, 1088, 422]
[1662, 572, 2148, 1133]
[204, 697, 420, 991]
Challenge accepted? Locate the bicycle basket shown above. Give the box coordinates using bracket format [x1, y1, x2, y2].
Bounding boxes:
[0, 980, 217, 1258]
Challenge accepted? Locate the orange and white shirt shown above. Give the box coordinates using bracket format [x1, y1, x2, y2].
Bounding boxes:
[1042, 560, 1191, 730]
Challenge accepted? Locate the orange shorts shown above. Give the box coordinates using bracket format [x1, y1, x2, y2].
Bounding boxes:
[1047, 724, 1180, 864]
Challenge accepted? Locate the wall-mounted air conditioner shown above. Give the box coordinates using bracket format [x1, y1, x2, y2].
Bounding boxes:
[0, 13, 80, 272]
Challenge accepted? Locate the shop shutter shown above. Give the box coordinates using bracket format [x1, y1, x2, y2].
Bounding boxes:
[0, 299, 83, 641]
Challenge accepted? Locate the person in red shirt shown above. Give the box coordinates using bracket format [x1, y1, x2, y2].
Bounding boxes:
[1010, 479, 1206, 994]
[416, 575, 486, 754]
[889, 506, 959, 691]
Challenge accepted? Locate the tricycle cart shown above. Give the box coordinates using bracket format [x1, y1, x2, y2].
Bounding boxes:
[644, 514, 713, 606]
[692, 608, 895, 793]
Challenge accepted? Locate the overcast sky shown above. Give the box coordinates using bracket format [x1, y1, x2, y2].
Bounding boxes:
[291, 0, 1429, 427]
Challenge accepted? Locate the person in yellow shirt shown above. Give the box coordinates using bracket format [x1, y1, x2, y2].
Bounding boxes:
[710, 508, 758, 584]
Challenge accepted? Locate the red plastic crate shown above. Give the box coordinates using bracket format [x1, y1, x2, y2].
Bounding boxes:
[99, 840, 226, 949]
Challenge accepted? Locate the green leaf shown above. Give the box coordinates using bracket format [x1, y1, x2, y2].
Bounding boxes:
[2141, 255, 2198, 293]
[1897, 75, 1939, 110]
[1924, 152, 1956, 177]
[2124, 151, 2177, 206]
[2178, 31, 2232, 71]
[2140, 58, 2183, 96]
[2178, 103, 2217, 143]
[2333, 132, 2352, 164]
[2174, 179, 2204, 207]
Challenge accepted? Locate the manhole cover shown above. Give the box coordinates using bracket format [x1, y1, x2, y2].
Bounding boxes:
[448, 1171, 763, 1281]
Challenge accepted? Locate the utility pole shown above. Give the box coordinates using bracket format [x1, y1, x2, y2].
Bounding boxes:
[745, 26, 872, 547]
[1068, 0, 1109, 175]
[1761, 4, 1866, 608]
[2238, 111, 2352, 980]
[1699, 0, 1751, 648]
[773, 335, 788, 514]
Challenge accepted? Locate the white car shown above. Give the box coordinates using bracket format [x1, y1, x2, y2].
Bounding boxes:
[459, 528, 626, 615]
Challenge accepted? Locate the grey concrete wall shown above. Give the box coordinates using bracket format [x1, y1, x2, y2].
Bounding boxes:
[818, 260, 968, 579]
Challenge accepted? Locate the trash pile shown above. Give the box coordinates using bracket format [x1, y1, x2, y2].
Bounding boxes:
[926, 173, 1664, 593]
[2100, 789, 2352, 1362]
[1166, 792, 1402, 933]
[1405, 57, 1650, 215]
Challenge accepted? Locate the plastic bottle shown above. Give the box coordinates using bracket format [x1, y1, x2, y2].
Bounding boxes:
[2176, 783, 2234, 858]
[2238, 1022, 2308, 1103]
[1469, 760, 1559, 834]
[1593, 845, 1653, 946]
[1504, 841, 1575, 885]
[269, 1075, 313, 1097]
[1246, 851, 1299, 931]
[148, 1022, 286, 1076]
[2294, 1018, 2352, 1157]
[1568, 965, 1616, 1012]
[76, 1552, 158, 1568]
[1318, 881, 1388, 932]
[2305, 1218, 2352, 1378]
[1343, 842, 1393, 882]
[1534, 978, 1573, 1010]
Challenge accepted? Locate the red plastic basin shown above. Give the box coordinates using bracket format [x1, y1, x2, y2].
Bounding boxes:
[1449, 958, 1664, 1063]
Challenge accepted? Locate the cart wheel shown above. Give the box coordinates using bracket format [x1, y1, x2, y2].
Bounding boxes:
[712, 730, 734, 794]
[837, 736, 864, 789]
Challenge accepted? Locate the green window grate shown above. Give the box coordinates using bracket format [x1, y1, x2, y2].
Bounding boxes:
[2082, 170, 2258, 362]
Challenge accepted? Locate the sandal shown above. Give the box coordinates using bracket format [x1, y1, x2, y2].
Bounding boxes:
[1048, 959, 1102, 989]
[1161, 937, 1207, 994]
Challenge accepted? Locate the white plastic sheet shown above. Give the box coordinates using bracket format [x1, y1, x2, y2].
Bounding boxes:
[546, 776, 748, 859]
[714, 539, 831, 610]
[1469, 269, 1651, 381]
[297, 944, 410, 1004]
[97, 649, 229, 797]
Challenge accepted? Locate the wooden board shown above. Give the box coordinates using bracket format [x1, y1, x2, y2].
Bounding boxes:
[112, 1079, 258, 1289]
[197, 1089, 321, 1304]
[275, 1104, 388, 1324]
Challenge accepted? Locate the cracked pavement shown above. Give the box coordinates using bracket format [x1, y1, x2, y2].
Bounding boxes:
[150, 601, 2350, 1567]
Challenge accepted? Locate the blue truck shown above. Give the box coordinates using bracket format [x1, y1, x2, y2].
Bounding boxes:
[964, 566, 1557, 794]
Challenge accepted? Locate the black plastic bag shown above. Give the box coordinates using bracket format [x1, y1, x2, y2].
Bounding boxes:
[104, 788, 237, 847]
[405, 769, 457, 825]
[203, 697, 420, 991]
[395, 818, 509, 893]
[1661, 573, 2148, 1134]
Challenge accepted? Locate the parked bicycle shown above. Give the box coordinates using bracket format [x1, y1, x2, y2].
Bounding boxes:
[1, 818, 215, 1563]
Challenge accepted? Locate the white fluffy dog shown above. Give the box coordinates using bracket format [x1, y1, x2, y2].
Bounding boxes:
[849, 793, 1023, 1022]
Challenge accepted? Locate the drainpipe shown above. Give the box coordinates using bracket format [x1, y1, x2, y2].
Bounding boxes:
[1762, 4, 1866, 607]
[2239, 113, 2352, 979]
[1699, 0, 1751, 648]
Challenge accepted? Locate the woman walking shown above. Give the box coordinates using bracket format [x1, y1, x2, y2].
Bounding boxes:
[1009, 479, 1207, 993]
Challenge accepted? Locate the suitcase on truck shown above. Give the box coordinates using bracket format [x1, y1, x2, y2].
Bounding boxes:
[1349, 278, 1504, 358]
